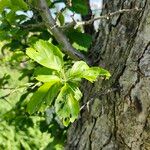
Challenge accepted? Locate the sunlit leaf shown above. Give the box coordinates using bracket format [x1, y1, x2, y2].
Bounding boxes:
[68, 82, 82, 101]
[45, 83, 63, 106]
[27, 82, 57, 114]
[55, 83, 81, 126]
[83, 67, 111, 82]
[26, 40, 64, 71]
[0, 0, 11, 12]
[36, 75, 60, 83]
[11, 0, 28, 10]
[68, 61, 111, 82]
[0, 0, 28, 12]
[34, 67, 54, 76]
[67, 93, 79, 122]
[68, 61, 89, 79]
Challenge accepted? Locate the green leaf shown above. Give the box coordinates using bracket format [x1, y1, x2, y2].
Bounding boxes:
[11, 0, 28, 10]
[36, 75, 60, 83]
[27, 82, 57, 114]
[66, 29, 92, 50]
[67, 61, 89, 80]
[68, 61, 111, 82]
[0, 0, 28, 12]
[68, 82, 82, 101]
[34, 67, 53, 76]
[26, 40, 64, 71]
[58, 12, 65, 26]
[83, 67, 111, 82]
[55, 84, 69, 117]
[67, 93, 79, 122]
[69, 0, 88, 15]
[72, 42, 87, 51]
[55, 83, 81, 126]
[45, 83, 63, 106]
[0, 0, 11, 12]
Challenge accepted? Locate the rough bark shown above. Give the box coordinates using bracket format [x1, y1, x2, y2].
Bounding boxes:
[66, 0, 150, 150]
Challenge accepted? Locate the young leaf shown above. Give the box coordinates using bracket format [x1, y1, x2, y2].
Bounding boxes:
[36, 75, 60, 83]
[55, 83, 81, 126]
[45, 83, 63, 106]
[67, 93, 80, 123]
[34, 67, 53, 76]
[68, 61, 89, 79]
[83, 67, 111, 82]
[26, 40, 64, 71]
[68, 82, 82, 101]
[68, 61, 111, 82]
[55, 84, 69, 116]
[27, 82, 58, 114]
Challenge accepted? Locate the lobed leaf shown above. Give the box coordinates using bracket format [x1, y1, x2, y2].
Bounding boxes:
[26, 40, 64, 71]
[45, 83, 63, 106]
[55, 83, 82, 126]
[36, 75, 60, 83]
[68, 61, 111, 82]
[27, 82, 59, 114]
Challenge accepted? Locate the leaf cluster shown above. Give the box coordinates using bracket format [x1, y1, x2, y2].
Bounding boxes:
[26, 40, 110, 126]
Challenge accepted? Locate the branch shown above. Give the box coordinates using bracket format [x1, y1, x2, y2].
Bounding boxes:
[0, 83, 34, 100]
[81, 0, 94, 35]
[80, 87, 120, 111]
[37, 0, 88, 62]
[60, 8, 142, 29]
[83, 8, 142, 25]
[19, 22, 45, 30]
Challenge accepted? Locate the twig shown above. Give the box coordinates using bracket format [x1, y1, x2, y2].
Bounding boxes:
[83, 8, 142, 25]
[60, 8, 142, 29]
[37, 0, 88, 62]
[0, 83, 34, 100]
[80, 87, 120, 111]
[19, 22, 45, 30]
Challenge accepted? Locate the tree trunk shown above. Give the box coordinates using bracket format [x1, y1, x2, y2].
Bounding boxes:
[66, 0, 150, 150]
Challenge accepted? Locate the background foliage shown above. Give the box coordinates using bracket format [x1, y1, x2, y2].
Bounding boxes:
[0, 0, 108, 149]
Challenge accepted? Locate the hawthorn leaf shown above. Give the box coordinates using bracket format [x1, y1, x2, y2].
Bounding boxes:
[67, 61, 89, 79]
[34, 67, 53, 76]
[68, 61, 111, 82]
[36, 75, 60, 83]
[55, 84, 69, 115]
[55, 83, 81, 126]
[67, 93, 80, 123]
[45, 83, 63, 106]
[27, 82, 58, 114]
[83, 67, 111, 82]
[26, 40, 64, 71]
[68, 82, 82, 101]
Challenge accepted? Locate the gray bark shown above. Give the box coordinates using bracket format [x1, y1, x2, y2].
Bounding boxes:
[66, 0, 150, 150]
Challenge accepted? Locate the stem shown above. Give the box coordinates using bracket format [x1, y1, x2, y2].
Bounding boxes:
[37, 0, 88, 62]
